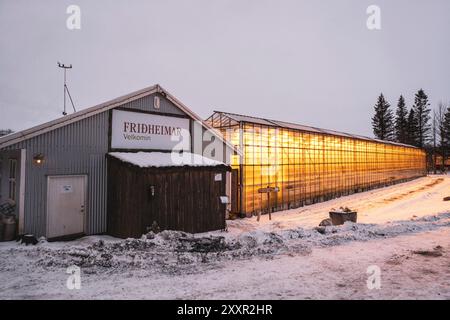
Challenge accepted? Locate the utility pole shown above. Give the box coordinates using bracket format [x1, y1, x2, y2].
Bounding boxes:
[57, 62, 76, 115]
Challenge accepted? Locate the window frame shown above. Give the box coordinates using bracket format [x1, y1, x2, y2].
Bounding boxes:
[8, 158, 17, 202]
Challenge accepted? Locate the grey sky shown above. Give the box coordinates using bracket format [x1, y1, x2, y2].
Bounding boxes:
[0, 0, 449, 136]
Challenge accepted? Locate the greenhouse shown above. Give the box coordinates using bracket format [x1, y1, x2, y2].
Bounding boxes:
[206, 111, 427, 216]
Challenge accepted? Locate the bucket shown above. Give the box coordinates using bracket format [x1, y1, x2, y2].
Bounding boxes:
[2, 215, 17, 241]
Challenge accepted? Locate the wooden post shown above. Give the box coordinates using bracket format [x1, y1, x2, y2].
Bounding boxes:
[257, 186, 276, 221]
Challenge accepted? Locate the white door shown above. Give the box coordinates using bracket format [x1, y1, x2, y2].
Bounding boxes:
[47, 175, 86, 238]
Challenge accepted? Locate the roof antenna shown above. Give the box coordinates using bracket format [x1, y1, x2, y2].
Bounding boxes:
[57, 62, 77, 115]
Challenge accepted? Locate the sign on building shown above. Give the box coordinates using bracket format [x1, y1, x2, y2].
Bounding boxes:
[111, 110, 190, 150]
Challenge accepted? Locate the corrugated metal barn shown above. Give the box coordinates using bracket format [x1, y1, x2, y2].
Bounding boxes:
[0, 85, 235, 239]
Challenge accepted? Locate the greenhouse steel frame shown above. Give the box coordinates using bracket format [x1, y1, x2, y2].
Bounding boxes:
[206, 111, 427, 216]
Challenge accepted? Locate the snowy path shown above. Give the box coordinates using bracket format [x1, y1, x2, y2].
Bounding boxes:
[225, 175, 450, 234]
[0, 175, 449, 300]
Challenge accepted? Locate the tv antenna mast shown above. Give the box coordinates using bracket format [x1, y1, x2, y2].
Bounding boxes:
[57, 62, 77, 115]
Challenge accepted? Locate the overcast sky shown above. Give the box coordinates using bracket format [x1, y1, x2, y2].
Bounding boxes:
[0, 0, 449, 136]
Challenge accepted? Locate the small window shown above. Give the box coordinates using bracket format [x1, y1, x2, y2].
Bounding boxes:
[153, 96, 161, 109]
[8, 159, 17, 202]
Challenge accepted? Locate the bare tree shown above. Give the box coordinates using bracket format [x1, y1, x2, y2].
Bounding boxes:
[432, 111, 437, 173]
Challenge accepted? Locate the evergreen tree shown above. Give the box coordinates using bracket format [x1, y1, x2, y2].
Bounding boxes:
[394, 95, 408, 143]
[372, 93, 394, 141]
[406, 108, 419, 146]
[0, 129, 13, 137]
[444, 106, 450, 148]
[412, 89, 431, 148]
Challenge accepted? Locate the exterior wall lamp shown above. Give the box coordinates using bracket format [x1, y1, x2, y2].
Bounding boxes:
[149, 185, 155, 199]
[33, 153, 44, 165]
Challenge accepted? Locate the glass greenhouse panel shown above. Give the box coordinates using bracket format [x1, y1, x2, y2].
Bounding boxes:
[206, 112, 427, 216]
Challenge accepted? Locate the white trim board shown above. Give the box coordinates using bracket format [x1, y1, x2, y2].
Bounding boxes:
[18, 148, 26, 234]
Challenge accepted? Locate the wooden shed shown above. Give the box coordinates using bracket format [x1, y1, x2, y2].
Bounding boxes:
[107, 152, 230, 238]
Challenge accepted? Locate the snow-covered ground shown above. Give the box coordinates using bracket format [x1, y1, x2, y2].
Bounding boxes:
[0, 175, 449, 300]
[225, 174, 450, 234]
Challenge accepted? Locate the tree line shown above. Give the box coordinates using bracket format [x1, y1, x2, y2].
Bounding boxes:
[0, 129, 14, 137]
[372, 89, 450, 171]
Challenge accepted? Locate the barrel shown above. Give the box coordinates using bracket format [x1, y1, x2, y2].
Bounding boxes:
[2, 215, 17, 241]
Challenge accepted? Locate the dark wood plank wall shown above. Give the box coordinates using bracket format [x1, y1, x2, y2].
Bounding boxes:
[107, 156, 229, 238]
[231, 169, 239, 214]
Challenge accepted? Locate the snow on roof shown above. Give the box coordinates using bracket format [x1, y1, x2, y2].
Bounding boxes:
[109, 151, 229, 168]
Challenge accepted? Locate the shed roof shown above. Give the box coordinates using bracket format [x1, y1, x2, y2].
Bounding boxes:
[109, 151, 229, 168]
[210, 111, 419, 149]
